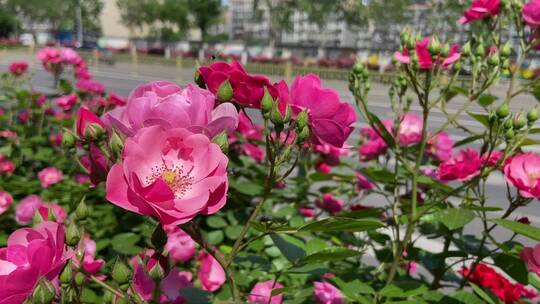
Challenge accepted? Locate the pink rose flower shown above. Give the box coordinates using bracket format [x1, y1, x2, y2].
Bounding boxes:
[313, 143, 350, 166]
[60, 48, 82, 65]
[289, 74, 356, 148]
[104, 81, 238, 139]
[8, 61, 29, 76]
[75, 66, 91, 80]
[0, 222, 71, 304]
[315, 194, 344, 215]
[71, 235, 105, 274]
[38, 203, 67, 223]
[198, 252, 226, 292]
[248, 280, 284, 304]
[438, 149, 482, 182]
[15, 195, 44, 225]
[106, 126, 228, 225]
[313, 281, 345, 304]
[0, 160, 15, 174]
[395, 38, 461, 69]
[521, 244, 540, 276]
[316, 162, 332, 174]
[17, 111, 29, 124]
[459, 0, 500, 24]
[427, 132, 454, 162]
[359, 139, 387, 161]
[199, 61, 278, 108]
[54, 95, 78, 111]
[523, 0, 540, 28]
[38, 167, 63, 188]
[76, 107, 105, 138]
[482, 151, 504, 168]
[76, 79, 105, 95]
[37, 47, 62, 68]
[504, 153, 540, 198]
[164, 225, 196, 263]
[356, 172, 375, 191]
[74, 174, 91, 185]
[299, 207, 316, 217]
[0, 191, 13, 215]
[49, 133, 63, 147]
[398, 114, 423, 146]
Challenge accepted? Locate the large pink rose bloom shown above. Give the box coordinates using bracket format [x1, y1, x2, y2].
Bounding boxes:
[164, 225, 196, 262]
[15, 195, 44, 225]
[398, 113, 423, 146]
[521, 244, 540, 276]
[313, 281, 346, 304]
[290, 74, 356, 148]
[0, 191, 13, 215]
[106, 126, 228, 225]
[104, 81, 238, 138]
[395, 38, 461, 69]
[523, 0, 540, 28]
[459, 0, 500, 24]
[427, 132, 454, 162]
[504, 153, 540, 198]
[248, 280, 284, 304]
[37, 167, 63, 188]
[438, 149, 482, 182]
[0, 222, 70, 304]
[198, 252, 226, 292]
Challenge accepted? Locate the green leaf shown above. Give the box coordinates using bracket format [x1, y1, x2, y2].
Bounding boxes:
[528, 273, 540, 291]
[492, 219, 540, 241]
[532, 84, 540, 102]
[207, 230, 224, 245]
[361, 167, 395, 183]
[230, 181, 263, 196]
[478, 94, 498, 107]
[297, 247, 360, 265]
[299, 217, 383, 232]
[270, 233, 305, 262]
[493, 254, 528, 284]
[367, 112, 396, 148]
[464, 205, 503, 212]
[432, 208, 475, 230]
[379, 281, 428, 298]
[444, 86, 468, 102]
[447, 291, 484, 304]
[206, 216, 228, 228]
[329, 277, 375, 296]
[455, 135, 483, 147]
[469, 282, 501, 304]
[467, 112, 490, 127]
[111, 233, 141, 255]
[225, 225, 243, 239]
[179, 287, 211, 304]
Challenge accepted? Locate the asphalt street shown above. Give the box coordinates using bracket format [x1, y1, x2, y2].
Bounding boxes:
[2, 50, 540, 251]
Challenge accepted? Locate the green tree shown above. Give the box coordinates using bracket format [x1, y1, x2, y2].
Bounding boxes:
[0, 6, 19, 38]
[186, 0, 221, 42]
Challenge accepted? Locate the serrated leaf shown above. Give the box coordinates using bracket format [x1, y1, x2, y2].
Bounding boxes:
[299, 217, 383, 232]
[432, 208, 475, 230]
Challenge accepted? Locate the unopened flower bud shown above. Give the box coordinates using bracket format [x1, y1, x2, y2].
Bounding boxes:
[298, 126, 310, 141]
[501, 42, 512, 58]
[75, 198, 89, 221]
[62, 130, 76, 148]
[270, 106, 284, 126]
[462, 42, 472, 57]
[109, 131, 124, 156]
[496, 103, 510, 118]
[400, 30, 411, 46]
[148, 259, 166, 281]
[527, 108, 538, 123]
[406, 36, 416, 50]
[112, 259, 131, 284]
[261, 87, 274, 116]
[440, 44, 450, 57]
[60, 264, 73, 285]
[217, 80, 233, 102]
[296, 110, 309, 130]
[487, 53, 500, 66]
[283, 104, 292, 124]
[194, 69, 205, 88]
[75, 272, 85, 286]
[505, 128, 515, 139]
[475, 44, 485, 57]
[212, 131, 229, 153]
[453, 61, 462, 71]
[84, 123, 105, 141]
[352, 62, 364, 74]
[66, 223, 80, 247]
[31, 279, 56, 304]
[504, 118, 513, 130]
[428, 37, 441, 55]
[513, 113, 527, 130]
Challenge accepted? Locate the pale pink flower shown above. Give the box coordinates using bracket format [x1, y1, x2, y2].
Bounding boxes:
[164, 225, 196, 263]
[60, 48, 82, 65]
[248, 280, 284, 304]
[38, 167, 63, 188]
[356, 172, 375, 191]
[427, 132, 454, 162]
[521, 244, 540, 276]
[54, 95, 78, 111]
[504, 153, 540, 198]
[313, 281, 345, 304]
[0, 191, 13, 215]
[15, 195, 44, 225]
[459, 0, 500, 24]
[398, 114, 423, 146]
[198, 252, 226, 292]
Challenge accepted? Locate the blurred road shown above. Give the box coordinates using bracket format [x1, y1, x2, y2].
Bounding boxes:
[2, 51, 540, 250]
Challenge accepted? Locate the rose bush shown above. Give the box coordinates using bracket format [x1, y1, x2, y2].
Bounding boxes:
[2, 2, 540, 302]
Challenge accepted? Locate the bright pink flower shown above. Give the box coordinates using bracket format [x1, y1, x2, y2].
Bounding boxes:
[80, 144, 109, 185]
[199, 61, 278, 108]
[359, 139, 387, 161]
[76, 107, 105, 138]
[76, 79, 105, 95]
[36, 95, 46, 107]
[504, 153, 540, 198]
[459, 0, 500, 24]
[60, 48, 82, 65]
[75, 66, 91, 80]
[104, 81, 238, 139]
[313, 281, 345, 304]
[316, 194, 344, 215]
[482, 151, 504, 168]
[521, 244, 540, 277]
[461, 263, 537, 304]
[108, 92, 127, 106]
[106, 126, 228, 225]
[54, 95, 78, 111]
[313, 143, 350, 166]
[17, 111, 29, 124]
[80, 236, 105, 274]
[38, 203, 67, 223]
[299, 207, 316, 217]
[316, 162, 332, 174]
[38, 167, 63, 188]
[438, 149, 482, 181]
[0, 160, 15, 174]
[398, 114, 423, 146]
[49, 133, 63, 147]
[406, 261, 418, 275]
[524, 0, 540, 27]
[229, 112, 265, 162]
[356, 172, 375, 191]
[15, 195, 44, 225]
[395, 39, 461, 69]
[248, 280, 284, 304]
[8, 61, 28, 76]
[198, 252, 226, 292]
[0, 191, 13, 215]
[37, 47, 62, 67]
[0, 222, 71, 304]
[164, 225, 196, 263]
[289, 74, 356, 148]
[427, 132, 454, 161]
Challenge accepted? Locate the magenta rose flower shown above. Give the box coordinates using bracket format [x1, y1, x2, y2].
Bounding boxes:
[356, 172, 375, 191]
[0, 221, 71, 304]
[523, 0, 540, 28]
[104, 81, 238, 138]
[59, 48, 82, 65]
[289, 74, 356, 148]
[8, 62, 29, 77]
[37, 47, 62, 70]
[438, 149, 482, 182]
[198, 252, 226, 292]
[38, 203, 67, 223]
[459, 0, 500, 24]
[164, 225, 196, 263]
[315, 193, 344, 215]
[398, 113, 423, 146]
[395, 38, 461, 69]
[72, 235, 105, 274]
[106, 126, 228, 225]
[313, 281, 346, 304]
[38, 167, 63, 188]
[76, 79, 105, 95]
[76, 107, 105, 138]
[0, 191, 13, 215]
[15, 195, 44, 225]
[504, 153, 540, 198]
[54, 95, 78, 111]
[248, 280, 284, 304]
[521, 244, 540, 276]
[299, 207, 316, 218]
[427, 132, 454, 162]
[0, 160, 15, 174]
